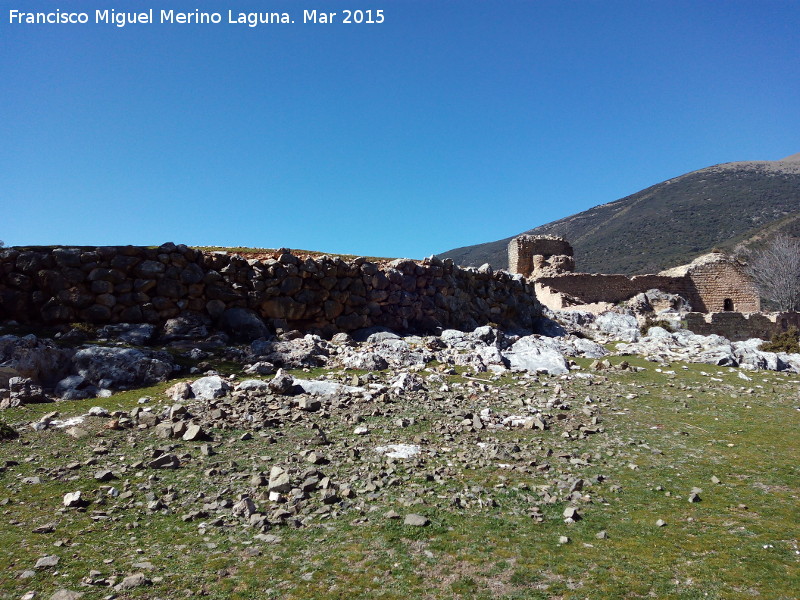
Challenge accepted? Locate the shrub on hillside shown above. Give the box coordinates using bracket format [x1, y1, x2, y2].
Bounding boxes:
[0, 420, 18, 441]
[760, 327, 800, 353]
[641, 317, 674, 334]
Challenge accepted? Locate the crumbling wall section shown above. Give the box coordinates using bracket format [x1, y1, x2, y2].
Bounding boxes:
[508, 235, 574, 278]
[0, 244, 543, 335]
[685, 311, 800, 341]
[534, 273, 701, 310]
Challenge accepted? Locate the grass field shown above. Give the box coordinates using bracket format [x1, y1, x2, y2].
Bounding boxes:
[1, 355, 798, 599]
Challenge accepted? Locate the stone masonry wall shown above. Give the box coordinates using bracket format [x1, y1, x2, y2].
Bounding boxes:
[508, 235, 574, 279]
[0, 244, 543, 335]
[685, 311, 800, 341]
[681, 261, 760, 313]
[534, 273, 701, 309]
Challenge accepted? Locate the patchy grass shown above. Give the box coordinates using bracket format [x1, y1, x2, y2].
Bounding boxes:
[193, 246, 398, 264]
[0, 359, 798, 599]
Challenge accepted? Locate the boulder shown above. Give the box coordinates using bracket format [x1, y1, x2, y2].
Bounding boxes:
[218, 308, 269, 342]
[269, 369, 295, 394]
[595, 312, 640, 342]
[161, 313, 210, 342]
[0, 334, 74, 386]
[502, 336, 569, 375]
[97, 323, 156, 345]
[72, 346, 174, 389]
[190, 375, 231, 400]
[237, 379, 270, 393]
[8, 377, 47, 404]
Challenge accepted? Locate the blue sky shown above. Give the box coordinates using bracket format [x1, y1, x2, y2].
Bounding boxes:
[2, 0, 798, 257]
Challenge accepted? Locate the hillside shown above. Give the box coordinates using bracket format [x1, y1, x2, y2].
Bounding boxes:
[439, 153, 800, 274]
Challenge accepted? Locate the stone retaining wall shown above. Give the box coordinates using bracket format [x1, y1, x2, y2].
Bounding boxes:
[0, 244, 543, 335]
[684, 311, 800, 341]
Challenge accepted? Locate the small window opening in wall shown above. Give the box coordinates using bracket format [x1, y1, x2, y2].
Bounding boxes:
[723, 298, 734, 311]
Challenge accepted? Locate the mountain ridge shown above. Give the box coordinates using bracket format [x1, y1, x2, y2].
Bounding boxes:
[438, 154, 800, 275]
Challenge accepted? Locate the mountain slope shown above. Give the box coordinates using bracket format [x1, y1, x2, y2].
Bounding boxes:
[440, 154, 800, 275]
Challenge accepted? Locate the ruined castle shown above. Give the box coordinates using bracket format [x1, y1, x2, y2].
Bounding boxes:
[508, 234, 760, 314]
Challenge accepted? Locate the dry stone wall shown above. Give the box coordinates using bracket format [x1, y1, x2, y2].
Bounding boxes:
[685, 311, 800, 341]
[0, 244, 542, 335]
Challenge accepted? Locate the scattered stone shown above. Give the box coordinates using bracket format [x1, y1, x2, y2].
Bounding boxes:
[35, 555, 59, 568]
[49, 591, 83, 600]
[403, 514, 429, 527]
[656, 519, 667, 527]
[268, 369, 295, 395]
[190, 376, 231, 400]
[148, 454, 180, 469]
[182, 424, 206, 442]
[94, 470, 115, 482]
[62, 491, 83, 508]
[114, 573, 150, 591]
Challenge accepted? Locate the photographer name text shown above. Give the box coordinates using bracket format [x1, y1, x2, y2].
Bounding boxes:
[8, 8, 386, 27]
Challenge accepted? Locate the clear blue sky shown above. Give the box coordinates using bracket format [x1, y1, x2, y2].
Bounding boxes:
[2, 0, 798, 258]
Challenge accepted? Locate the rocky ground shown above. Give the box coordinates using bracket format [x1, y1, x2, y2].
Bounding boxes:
[0, 309, 799, 599]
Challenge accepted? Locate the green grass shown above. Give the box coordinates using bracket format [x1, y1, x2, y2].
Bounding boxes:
[1, 358, 798, 599]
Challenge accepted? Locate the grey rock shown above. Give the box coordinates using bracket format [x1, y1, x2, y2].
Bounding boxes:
[54, 375, 87, 398]
[190, 376, 231, 400]
[148, 454, 180, 469]
[35, 555, 59, 568]
[161, 313, 210, 341]
[237, 379, 270, 393]
[389, 372, 425, 392]
[114, 573, 150, 591]
[219, 308, 269, 342]
[49, 591, 83, 600]
[0, 334, 73, 386]
[73, 346, 174, 389]
[165, 381, 193, 401]
[243, 361, 276, 376]
[503, 336, 569, 375]
[62, 491, 83, 508]
[182, 424, 205, 441]
[595, 312, 640, 342]
[268, 369, 295, 395]
[293, 378, 363, 397]
[232, 497, 257, 518]
[98, 323, 156, 345]
[403, 513, 430, 527]
[94, 470, 115, 482]
[268, 466, 292, 494]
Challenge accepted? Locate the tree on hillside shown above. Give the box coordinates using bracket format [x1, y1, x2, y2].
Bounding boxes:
[744, 233, 800, 311]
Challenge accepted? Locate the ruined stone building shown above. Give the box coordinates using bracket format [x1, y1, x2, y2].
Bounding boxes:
[508, 235, 760, 313]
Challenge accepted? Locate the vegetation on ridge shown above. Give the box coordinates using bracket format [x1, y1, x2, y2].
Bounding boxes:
[439, 163, 800, 275]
